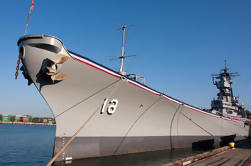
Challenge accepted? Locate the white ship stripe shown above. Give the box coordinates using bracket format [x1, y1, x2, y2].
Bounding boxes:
[127, 80, 160, 95]
[71, 53, 121, 78]
[163, 95, 182, 105]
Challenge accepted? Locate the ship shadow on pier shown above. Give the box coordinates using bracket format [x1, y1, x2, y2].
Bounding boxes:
[191, 134, 237, 150]
[192, 139, 215, 151]
[219, 134, 236, 147]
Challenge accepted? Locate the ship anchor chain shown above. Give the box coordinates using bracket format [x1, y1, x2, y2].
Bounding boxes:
[15, 51, 23, 80]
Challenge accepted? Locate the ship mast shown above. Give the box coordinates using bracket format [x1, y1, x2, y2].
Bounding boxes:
[115, 25, 145, 83]
[120, 25, 126, 75]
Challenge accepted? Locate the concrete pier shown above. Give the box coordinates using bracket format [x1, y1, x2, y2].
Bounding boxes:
[191, 139, 251, 166]
[163, 139, 251, 166]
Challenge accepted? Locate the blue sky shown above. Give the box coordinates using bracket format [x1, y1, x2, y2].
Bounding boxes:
[0, 0, 250, 117]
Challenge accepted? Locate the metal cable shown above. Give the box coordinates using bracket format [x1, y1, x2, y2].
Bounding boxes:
[180, 111, 215, 138]
[55, 79, 120, 118]
[113, 96, 161, 155]
[47, 78, 121, 165]
[170, 104, 182, 150]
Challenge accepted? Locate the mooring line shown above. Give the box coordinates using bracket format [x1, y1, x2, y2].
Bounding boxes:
[113, 96, 161, 155]
[180, 111, 215, 138]
[170, 104, 182, 150]
[181, 111, 247, 143]
[46, 79, 121, 166]
[55, 79, 120, 118]
[46, 104, 101, 166]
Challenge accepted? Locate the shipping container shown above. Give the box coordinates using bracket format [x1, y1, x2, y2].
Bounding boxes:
[15, 116, 21, 122]
[48, 121, 53, 124]
[42, 118, 48, 123]
[15, 116, 21, 120]
[29, 117, 32, 122]
[32, 117, 41, 123]
[21, 116, 29, 122]
[22, 117, 28, 120]
[2, 116, 9, 122]
[9, 115, 16, 122]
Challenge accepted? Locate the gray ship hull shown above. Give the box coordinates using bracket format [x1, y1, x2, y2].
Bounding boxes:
[17, 35, 250, 161]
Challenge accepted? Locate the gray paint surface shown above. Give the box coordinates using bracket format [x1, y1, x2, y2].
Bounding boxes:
[17, 35, 250, 161]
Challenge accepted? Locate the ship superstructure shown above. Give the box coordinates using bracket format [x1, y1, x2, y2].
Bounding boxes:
[211, 61, 248, 118]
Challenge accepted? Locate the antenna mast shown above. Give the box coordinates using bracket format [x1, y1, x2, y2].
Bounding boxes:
[120, 25, 126, 75]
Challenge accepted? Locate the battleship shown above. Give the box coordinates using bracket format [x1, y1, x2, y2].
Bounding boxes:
[17, 26, 250, 162]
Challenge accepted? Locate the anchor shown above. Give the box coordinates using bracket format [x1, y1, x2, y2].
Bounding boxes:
[43, 56, 69, 82]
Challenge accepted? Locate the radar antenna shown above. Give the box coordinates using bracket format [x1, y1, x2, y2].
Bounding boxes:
[211, 60, 240, 83]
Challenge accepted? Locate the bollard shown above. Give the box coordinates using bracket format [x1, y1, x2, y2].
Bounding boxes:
[229, 142, 235, 149]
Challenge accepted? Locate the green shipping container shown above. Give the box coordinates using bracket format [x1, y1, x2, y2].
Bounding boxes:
[2, 116, 9, 121]
[15, 117, 21, 120]
[42, 119, 48, 123]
